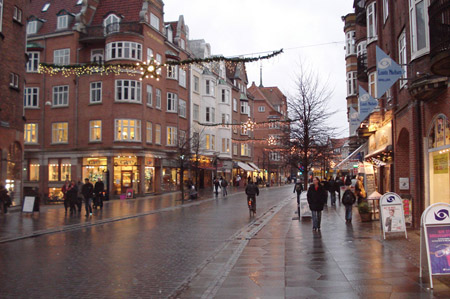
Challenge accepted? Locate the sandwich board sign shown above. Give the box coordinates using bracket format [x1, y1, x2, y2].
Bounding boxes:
[380, 192, 407, 239]
[22, 196, 36, 213]
[420, 203, 450, 289]
[299, 192, 311, 218]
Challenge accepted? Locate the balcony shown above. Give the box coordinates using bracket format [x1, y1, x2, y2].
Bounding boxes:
[357, 53, 368, 82]
[80, 22, 143, 43]
[430, 0, 450, 76]
[355, 0, 366, 26]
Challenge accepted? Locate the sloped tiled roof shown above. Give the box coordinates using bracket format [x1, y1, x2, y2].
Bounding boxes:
[91, 0, 143, 25]
[260, 87, 286, 106]
[28, 0, 82, 35]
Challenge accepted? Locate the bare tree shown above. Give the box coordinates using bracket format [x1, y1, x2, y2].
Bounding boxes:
[286, 64, 336, 189]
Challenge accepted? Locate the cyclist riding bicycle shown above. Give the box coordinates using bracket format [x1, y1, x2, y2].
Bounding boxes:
[245, 179, 259, 215]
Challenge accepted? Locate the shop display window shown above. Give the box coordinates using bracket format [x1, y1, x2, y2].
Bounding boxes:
[48, 187, 63, 200]
[48, 158, 71, 181]
[29, 159, 39, 181]
[49, 159, 60, 181]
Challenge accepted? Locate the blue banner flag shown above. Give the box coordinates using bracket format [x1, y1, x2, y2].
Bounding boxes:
[376, 46, 405, 98]
[358, 86, 378, 122]
[349, 106, 360, 136]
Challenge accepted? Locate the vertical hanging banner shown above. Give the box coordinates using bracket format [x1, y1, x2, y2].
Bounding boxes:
[358, 86, 378, 122]
[420, 203, 450, 289]
[376, 46, 405, 98]
[349, 106, 360, 136]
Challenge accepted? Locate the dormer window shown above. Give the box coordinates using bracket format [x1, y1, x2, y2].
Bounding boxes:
[150, 13, 159, 31]
[27, 21, 37, 34]
[104, 14, 120, 35]
[166, 26, 173, 43]
[41, 3, 50, 12]
[57, 15, 68, 29]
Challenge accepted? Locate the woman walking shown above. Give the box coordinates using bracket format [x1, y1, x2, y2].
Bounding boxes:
[307, 177, 327, 231]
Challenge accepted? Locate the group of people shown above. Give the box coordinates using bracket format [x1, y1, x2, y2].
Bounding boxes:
[213, 176, 229, 197]
[61, 178, 105, 216]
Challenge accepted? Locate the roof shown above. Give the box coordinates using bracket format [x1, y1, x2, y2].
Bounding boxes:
[28, 0, 83, 35]
[259, 86, 286, 106]
[331, 137, 350, 149]
[226, 62, 248, 83]
[91, 0, 144, 25]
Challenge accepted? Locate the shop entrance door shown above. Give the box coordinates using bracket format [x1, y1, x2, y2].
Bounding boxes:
[122, 171, 133, 191]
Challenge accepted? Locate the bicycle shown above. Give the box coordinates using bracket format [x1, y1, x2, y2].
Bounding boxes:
[248, 196, 256, 217]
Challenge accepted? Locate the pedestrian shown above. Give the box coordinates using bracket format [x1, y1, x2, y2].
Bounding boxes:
[67, 180, 78, 215]
[342, 185, 356, 223]
[81, 178, 94, 216]
[355, 176, 366, 204]
[221, 177, 228, 196]
[76, 180, 83, 213]
[0, 183, 12, 214]
[236, 174, 241, 187]
[213, 177, 220, 195]
[245, 179, 259, 214]
[61, 180, 70, 214]
[94, 178, 104, 209]
[293, 180, 304, 205]
[307, 177, 327, 232]
[344, 175, 352, 186]
[335, 176, 344, 200]
[328, 177, 337, 206]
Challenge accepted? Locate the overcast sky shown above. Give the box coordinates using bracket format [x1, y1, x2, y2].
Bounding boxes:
[164, 0, 354, 137]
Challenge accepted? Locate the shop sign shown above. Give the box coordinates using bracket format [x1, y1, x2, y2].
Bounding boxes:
[368, 122, 392, 156]
[114, 156, 138, 166]
[420, 203, 450, 288]
[145, 157, 154, 167]
[83, 157, 107, 166]
[399, 178, 409, 190]
[433, 153, 449, 174]
[380, 192, 407, 240]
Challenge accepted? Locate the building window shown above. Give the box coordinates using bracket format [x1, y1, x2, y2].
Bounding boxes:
[146, 85, 153, 106]
[193, 104, 199, 121]
[57, 15, 68, 29]
[156, 54, 162, 75]
[368, 72, 377, 98]
[233, 144, 238, 155]
[167, 126, 177, 146]
[91, 49, 104, 64]
[241, 125, 248, 136]
[233, 98, 237, 112]
[241, 144, 249, 156]
[26, 52, 40, 72]
[167, 26, 173, 43]
[269, 151, 280, 161]
[269, 122, 280, 129]
[90, 82, 102, 103]
[167, 65, 178, 79]
[233, 119, 238, 134]
[146, 121, 152, 143]
[221, 138, 230, 153]
[221, 113, 230, 124]
[258, 106, 265, 112]
[347, 71, 357, 96]
[0, 0, 3, 32]
[9, 73, 19, 88]
[13, 6, 22, 23]
[147, 48, 153, 62]
[24, 87, 39, 108]
[357, 41, 367, 56]
[409, 0, 430, 59]
[52, 122, 68, 144]
[205, 134, 215, 150]
[205, 79, 214, 95]
[155, 124, 161, 144]
[383, 0, 389, 23]
[106, 42, 142, 61]
[205, 107, 215, 123]
[103, 14, 120, 34]
[29, 159, 40, 181]
[116, 80, 141, 103]
[345, 30, 356, 56]
[155, 88, 161, 108]
[52, 86, 69, 107]
[167, 92, 178, 112]
[150, 13, 160, 31]
[27, 20, 37, 34]
[89, 120, 102, 142]
[221, 89, 230, 103]
[54, 48, 70, 65]
[179, 68, 186, 87]
[41, 2, 50, 12]
[240, 101, 249, 115]
[115, 119, 141, 142]
[193, 75, 199, 92]
[398, 30, 408, 89]
[367, 2, 377, 43]
[24, 123, 38, 144]
[179, 99, 186, 118]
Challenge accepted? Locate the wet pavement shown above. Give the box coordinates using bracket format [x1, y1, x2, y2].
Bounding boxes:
[2, 187, 450, 298]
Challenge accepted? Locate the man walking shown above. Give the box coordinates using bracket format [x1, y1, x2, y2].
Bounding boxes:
[342, 185, 356, 223]
[221, 177, 228, 196]
[94, 178, 104, 209]
[82, 178, 94, 217]
[328, 177, 336, 206]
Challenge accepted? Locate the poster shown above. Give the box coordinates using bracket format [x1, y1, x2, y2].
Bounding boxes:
[22, 196, 35, 213]
[382, 205, 405, 232]
[426, 226, 450, 275]
[433, 153, 448, 174]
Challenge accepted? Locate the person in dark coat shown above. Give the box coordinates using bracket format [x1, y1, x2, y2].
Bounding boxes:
[307, 177, 327, 231]
[76, 180, 83, 213]
[344, 175, 352, 187]
[342, 185, 356, 223]
[0, 183, 12, 214]
[94, 178, 104, 209]
[220, 177, 228, 196]
[213, 177, 220, 196]
[66, 180, 78, 215]
[81, 178, 94, 216]
[335, 177, 344, 200]
[61, 180, 70, 214]
[328, 177, 337, 206]
[293, 181, 304, 205]
[245, 179, 259, 214]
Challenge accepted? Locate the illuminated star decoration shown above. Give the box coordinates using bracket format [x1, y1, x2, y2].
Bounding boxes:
[268, 135, 277, 146]
[243, 119, 256, 131]
[137, 57, 162, 81]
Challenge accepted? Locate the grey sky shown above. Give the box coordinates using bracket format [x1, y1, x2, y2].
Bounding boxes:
[164, 0, 354, 137]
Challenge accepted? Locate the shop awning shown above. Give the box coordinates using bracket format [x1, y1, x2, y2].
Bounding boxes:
[335, 144, 365, 169]
[236, 161, 254, 172]
[248, 162, 260, 171]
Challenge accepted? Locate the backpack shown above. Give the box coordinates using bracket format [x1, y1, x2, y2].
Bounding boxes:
[342, 191, 353, 205]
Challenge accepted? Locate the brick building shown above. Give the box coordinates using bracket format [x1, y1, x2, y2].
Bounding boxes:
[248, 82, 289, 185]
[23, 0, 191, 199]
[0, 0, 27, 204]
[343, 0, 450, 227]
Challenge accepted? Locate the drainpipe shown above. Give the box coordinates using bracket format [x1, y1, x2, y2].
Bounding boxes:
[415, 99, 423, 229]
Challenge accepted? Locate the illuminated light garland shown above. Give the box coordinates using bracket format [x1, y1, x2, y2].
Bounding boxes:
[198, 118, 297, 129]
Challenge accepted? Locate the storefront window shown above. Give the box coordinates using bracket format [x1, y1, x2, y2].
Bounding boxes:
[82, 157, 107, 183]
[162, 167, 178, 191]
[49, 158, 71, 181]
[29, 159, 39, 181]
[48, 187, 63, 200]
[113, 156, 139, 195]
[428, 115, 450, 205]
[145, 157, 155, 193]
[49, 159, 60, 181]
[61, 158, 71, 181]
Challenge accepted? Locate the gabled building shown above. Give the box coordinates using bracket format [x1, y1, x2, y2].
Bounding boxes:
[23, 0, 191, 199]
